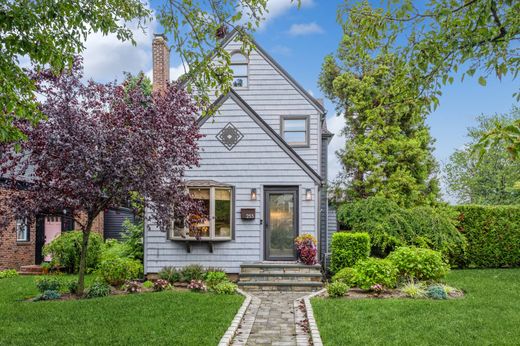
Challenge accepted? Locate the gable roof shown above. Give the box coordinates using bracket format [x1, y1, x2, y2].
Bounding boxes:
[198, 89, 323, 185]
[221, 28, 326, 114]
[179, 27, 326, 115]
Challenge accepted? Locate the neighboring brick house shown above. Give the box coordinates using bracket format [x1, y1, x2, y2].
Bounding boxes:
[0, 183, 106, 270]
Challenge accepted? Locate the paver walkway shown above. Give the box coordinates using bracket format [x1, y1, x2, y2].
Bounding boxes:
[230, 291, 311, 346]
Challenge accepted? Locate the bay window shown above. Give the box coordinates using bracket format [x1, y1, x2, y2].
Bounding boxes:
[171, 185, 233, 240]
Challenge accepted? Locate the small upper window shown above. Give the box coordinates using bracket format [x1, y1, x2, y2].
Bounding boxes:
[16, 217, 29, 242]
[230, 52, 248, 88]
[282, 116, 309, 147]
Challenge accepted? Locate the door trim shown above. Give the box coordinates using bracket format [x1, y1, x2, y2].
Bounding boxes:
[263, 186, 299, 261]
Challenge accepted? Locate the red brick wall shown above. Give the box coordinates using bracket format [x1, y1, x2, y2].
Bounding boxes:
[0, 187, 105, 270]
[0, 188, 36, 270]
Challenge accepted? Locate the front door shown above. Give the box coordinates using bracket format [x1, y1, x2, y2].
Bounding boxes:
[264, 187, 298, 261]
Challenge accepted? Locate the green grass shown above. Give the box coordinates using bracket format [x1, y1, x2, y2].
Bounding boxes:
[0, 275, 243, 345]
[312, 269, 520, 346]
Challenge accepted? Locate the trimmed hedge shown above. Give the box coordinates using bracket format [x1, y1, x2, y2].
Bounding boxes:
[330, 232, 370, 273]
[455, 205, 520, 268]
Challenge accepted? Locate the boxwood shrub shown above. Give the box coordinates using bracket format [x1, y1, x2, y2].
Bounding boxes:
[387, 246, 449, 281]
[454, 205, 520, 268]
[353, 257, 398, 290]
[329, 232, 370, 273]
[331, 267, 357, 286]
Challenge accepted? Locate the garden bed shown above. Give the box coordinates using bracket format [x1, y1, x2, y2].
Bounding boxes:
[321, 286, 464, 300]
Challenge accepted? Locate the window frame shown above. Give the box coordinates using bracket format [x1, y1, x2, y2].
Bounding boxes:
[230, 51, 249, 89]
[16, 217, 30, 242]
[170, 185, 235, 241]
[280, 115, 310, 147]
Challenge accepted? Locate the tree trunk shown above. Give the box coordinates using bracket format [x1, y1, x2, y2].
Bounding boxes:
[77, 217, 93, 296]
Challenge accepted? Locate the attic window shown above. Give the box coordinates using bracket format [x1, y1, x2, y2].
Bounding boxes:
[230, 52, 248, 88]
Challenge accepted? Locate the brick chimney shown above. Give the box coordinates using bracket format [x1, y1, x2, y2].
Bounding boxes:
[152, 34, 170, 93]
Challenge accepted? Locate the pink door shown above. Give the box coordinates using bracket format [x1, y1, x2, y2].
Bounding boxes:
[44, 216, 61, 262]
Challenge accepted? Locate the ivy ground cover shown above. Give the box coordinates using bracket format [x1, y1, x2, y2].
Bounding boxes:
[312, 269, 520, 345]
[0, 275, 243, 345]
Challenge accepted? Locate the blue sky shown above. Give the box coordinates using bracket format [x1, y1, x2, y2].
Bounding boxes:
[81, 0, 518, 200]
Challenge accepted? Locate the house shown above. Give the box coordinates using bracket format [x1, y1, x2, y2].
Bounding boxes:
[0, 180, 132, 271]
[144, 30, 334, 283]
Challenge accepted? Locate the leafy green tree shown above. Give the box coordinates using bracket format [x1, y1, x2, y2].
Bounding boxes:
[321, 4, 439, 207]
[338, 0, 519, 158]
[0, 0, 151, 143]
[445, 108, 520, 205]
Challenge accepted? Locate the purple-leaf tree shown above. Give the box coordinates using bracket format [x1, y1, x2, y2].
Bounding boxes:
[0, 59, 201, 294]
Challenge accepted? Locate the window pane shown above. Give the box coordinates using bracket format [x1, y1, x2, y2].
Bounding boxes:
[231, 53, 247, 64]
[215, 189, 231, 237]
[284, 131, 306, 144]
[231, 64, 247, 76]
[232, 77, 247, 88]
[189, 188, 210, 238]
[16, 218, 28, 241]
[284, 119, 306, 131]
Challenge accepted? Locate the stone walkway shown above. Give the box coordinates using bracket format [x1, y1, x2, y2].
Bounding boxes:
[230, 291, 312, 346]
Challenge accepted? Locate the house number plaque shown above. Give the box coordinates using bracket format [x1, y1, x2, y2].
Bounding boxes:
[240, 208, 256, 220]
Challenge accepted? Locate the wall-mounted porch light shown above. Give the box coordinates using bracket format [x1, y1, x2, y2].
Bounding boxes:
[250, 188, 257, 201]
[305, 188, 312, 201]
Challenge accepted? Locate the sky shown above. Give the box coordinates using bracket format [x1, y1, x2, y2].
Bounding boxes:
[79, 0, 519, 201]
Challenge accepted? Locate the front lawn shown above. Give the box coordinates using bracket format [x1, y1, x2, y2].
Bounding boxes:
[312, 269, 520, 345]
[0, 275, 243, 345]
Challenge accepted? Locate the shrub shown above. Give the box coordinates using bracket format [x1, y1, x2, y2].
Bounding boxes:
[0, 269, 19, 279]
[387, 246, 450, 281]
[180, 264, 205, 282]
[327, 281, 349, 298]
[329, 232, 370, 273]
[100, 239, 132, 262]
[121, 220, 144, 262]
[158, 266, 181, 283]
[43, 231, 103, 273]
[35, 276, 62, 293]
[354, 258, 398, 290]
[213, 282, 237, 295]
[35, 290, 61, 301]
[205, 271, 228, 289]
[408, 206, 467, 264]
[85, 281, 111, 298]
[153, 279, 170, 292]
[337, 198, 466, 263]
[337, 198, 413, 256]
[124, 280, 141, 293]
[187, 279, 207, 292]
[454, 205, 520, 268]
[97, 258, 143, 287]
[332, 267, 357, 286]
[295, 234, 318, 265]
[426, 284, 448, 300]
[66, 279, 78, 294]
[142, 280, 154, 289]
[400, 280, 427, 299]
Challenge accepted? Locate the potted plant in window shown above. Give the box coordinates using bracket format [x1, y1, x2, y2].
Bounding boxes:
[295, 234, 318, 265]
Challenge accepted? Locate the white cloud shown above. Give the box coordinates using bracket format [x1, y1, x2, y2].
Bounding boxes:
[242, 0, 314, 29]
[288, 22, 324, 36]
[81, 2, 157, 82]
[327, 114, 346, 182]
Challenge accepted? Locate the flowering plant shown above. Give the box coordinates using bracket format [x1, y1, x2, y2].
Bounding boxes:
[295, 234, 318, 265]
[153, 279, 170, 292]
[187, 279, 207, 292]
[371, 284, 384, 294]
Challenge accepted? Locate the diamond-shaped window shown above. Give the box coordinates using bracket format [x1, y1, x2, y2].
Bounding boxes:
[216, 123, 244, 151]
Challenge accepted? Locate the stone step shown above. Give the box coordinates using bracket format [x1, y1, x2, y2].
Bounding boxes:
[240, 262, 322, 275]
[237, 280, 323, 292]
[239, 272, 322, 283]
